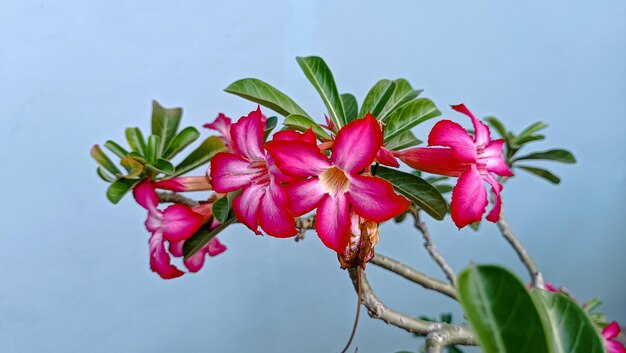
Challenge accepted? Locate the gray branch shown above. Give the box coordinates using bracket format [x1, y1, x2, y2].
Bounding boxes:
[157, 192, 199, 207]
[497, 212, 544, 288]
[294, 215, 316, 242]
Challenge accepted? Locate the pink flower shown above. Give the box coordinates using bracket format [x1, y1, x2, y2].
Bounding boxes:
[265, 114, 410, 252]
[209, 107, 313, 237]
[394, 104, 513, 228]
[204, 113, 233, 151]
[154, 176, 212, 192]
[133, 180, 226, 279]
[602, 321, 626, 353]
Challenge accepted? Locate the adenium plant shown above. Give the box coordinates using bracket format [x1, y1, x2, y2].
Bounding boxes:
[91, 56, 623, 353]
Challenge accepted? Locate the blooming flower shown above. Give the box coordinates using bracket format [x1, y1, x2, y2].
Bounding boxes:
[394, 104, 513, 228]
[603, 321, 626, 353]
[265, 114, 410, 252]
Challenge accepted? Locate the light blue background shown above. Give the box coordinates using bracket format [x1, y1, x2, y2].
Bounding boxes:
[1, 1, 625, 352]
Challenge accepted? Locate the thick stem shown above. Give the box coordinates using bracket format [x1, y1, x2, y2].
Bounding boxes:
[157, 192, 199, 207]
[294, 215, 315, 242]
[497, 213, 544, 288]
[369, 254, 457, 300]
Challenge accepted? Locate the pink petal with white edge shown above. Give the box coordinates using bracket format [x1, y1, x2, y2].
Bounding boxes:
[232, 183, 265, 235]
[605, 340, 626, 353]
[450, 166, 488, 228]
[210, 152, 259, 193]
[144, 211, 162, 234]
[394, 147, 470, 177]
[133, 180, 159, 213]
[348, 175, 410, 222]
[285, 177, 326, 215]
[149, 230, 184, 279]
[230, 107, 266, 161]
[265, 140, 331, 177]
[427, 120, 477, 163]
[204, 113, 233, 150]
[451, 104, 491, 147]
[376, 147, 400, 168]
[332, 114, 382, 174]
[168, 240, 184, 257]
[482, 173, 503, 223]
[603, 322, 621, 340]
[481, 139, 514, 177]
[272, 128, 317, 145]
[316, 194, 351, 252]
[258, 181, 298, 237]
[162, 204, 204, 242]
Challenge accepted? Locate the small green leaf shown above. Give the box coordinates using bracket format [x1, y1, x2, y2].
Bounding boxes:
[224, 78, 309, 117]
[484, 116, 508, 140]
[174, 136, 226, 176]
[384, 98, 441, 142]
[151, 100, 182, 155]
[162, 127, 200, 159]
[469, 222, 481, 231]
[448, 346, 464, 353]
[375, 166, 447, 220]
[359, 79, 396, 118]
[425, 176, 449, 184]
[125, 127, 147, 156]
[514, 134, 545, 146]
[341, 93, 358, 122]
[264, 116, 278, 141]
[212, 197, 230, 223]
[440, 312, 452, 324]
[457, 265, 550, 353]
[393, 212, 408, 223]
[183, 217, 237, 258]
[146, 135, 161, 164]
[517, 165, 561, 184]
[151, 158, 174, 176]
[378, 79, 423, 121]
[120, 157, 144, 178]
[434, 184, 453, 194]
[91, 145, 121, 175]
[283, 114, 331, 140]
[96, 167, 116, 182]
[518, 121, 548, 138]
[296, 56, 346, 128]
[127, 152, 147, 164]
[104, 140, 129, 159]
[513, 149, 576, 164]
[106, 178, 140, 204]
[384, 130, 422, 151]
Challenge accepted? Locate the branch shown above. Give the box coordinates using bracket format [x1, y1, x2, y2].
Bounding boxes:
[409, 206, 457, 286]
[369, 254, 457, 300]
[347, 268, 476, 348]
[157, 192, 199, 207]
[294, 215, 315, 242]
[497, 212, 543, 288]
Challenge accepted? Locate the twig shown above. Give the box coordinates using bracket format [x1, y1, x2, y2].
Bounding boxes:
[409, 206, 457, 286]
[294, 215, 315, 242]
[369, 254, 457, 300]
[497, 212, 544, 288]
[157, 192, 199, 207]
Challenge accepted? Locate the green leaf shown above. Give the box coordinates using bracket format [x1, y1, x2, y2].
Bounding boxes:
[283, 114, 331, 140]
[341, 93, 358, 122]
[531, 290, 605, 353]
[513, 149, 576, 164]
[518, 121, 548, 139]
[96, 167, 116, 183]
[440, 312, 452, 324]
[484, 116, 508, 140]
[457, 265, 550, 353]
[120, 157, 144, 178]
[375, 166, 447, 220]
[514, 134, 545, 147]
[125, 127, 147, 156]
[151, 100, 182, 155]
[106, 178, 140, 204]
[379, 79, 423, 121]
[224, 78, 309, 117]
[212, 197, 230, 223]
[151, 158, 174, 176]
[174, 136, 226, 176]
[162, 127, 200, 159]
[448, 346, 464, 353]
[359, 79, 396, 118]
[296, 56, 346, 128]
[146, 135, 161, 164]
[383, 98, 441, 142]
[127, 152, 147, 164]
[264, 116, 278, 141]
[104, 140, 129, 159]
[91, 145, 121, 175]
[517, 165, 561, 184]
[434, 184, 453, 194]
[469, 222, 481, 231]
[384, 130, 422, 151]
[183, 217, 237, 258]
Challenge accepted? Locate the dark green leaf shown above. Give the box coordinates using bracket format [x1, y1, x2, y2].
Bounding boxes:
[384, 98, 441, 142]
[296, 56, 346, 127]
[448, 346, 464, 353]
[513, 149, 576, 164]
[212, 197, 230, 223]
[517, 165, 561, 184]
[375, 166, 447, 220]
[146, 135, 161, 164]
[457, 265, 550, 353]
[440, 312, 452, 324]
[120, 157, 144, 178]
[264, 116, 278, 141]
[283, 114, 331, 140]
[469, 222, 481, 231]
[379, 79, 423, 121]
[518, 121, 548, 139]
[162, 127, 200, 159]
[91, 145, 121, 175]
[514, 134, 545, 146]
[96, 167, 116, 183]
[151, 100, 182, 155]
[183, 217, 237, 258]
[106, 178, 140, 204]
[435, 184, 453, 194]
[104, 140, 129, 159]
[125, 127, 147, 156]
[359, 79, 396, 118]
[224, 78, 309, 117]
[484, 116, 508, 140]
[425, 176, 448, 184]
[174, 136, 226, 176]
[151, 158, 174, 176]
[393, 212, 408, 223]
[341, 93, 358, 122]
[384, 130, 422, 151]
[127, 152, 147, 164]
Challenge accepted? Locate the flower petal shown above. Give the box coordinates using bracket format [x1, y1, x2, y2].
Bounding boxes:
[332, 113, 382, 174]
[258, 181, 298, 237]
[285, 177, 326, 215]
[133, 180, 159, 213]
[451, 104, 490, 147]
[265, 140, 331, 177]
[427, 120, 477, 162]
[603, 322, 621, 340]
[168, 240, 184, 257]
[272, 128, 317, 145]
[482, 172, 503, 223]
[209, 152, 258, 193]
[206, 237, 227, 257]
[605, 340, 626, 353]
[450, 166, 488, 228]
[149, 230, 184, 279]
[347, 175, 410, 222]
[204, 113, 233, 150]
[316, 194, 351, 252]
[394, 147, 470, 177]
[230, 107, 265, 161]
[481, 139, 514, 177]
[154, 176, 212, 192]
[376, 147, 400, 168]
[231, 183, 264, 235]
[162, 204, 205, 242]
